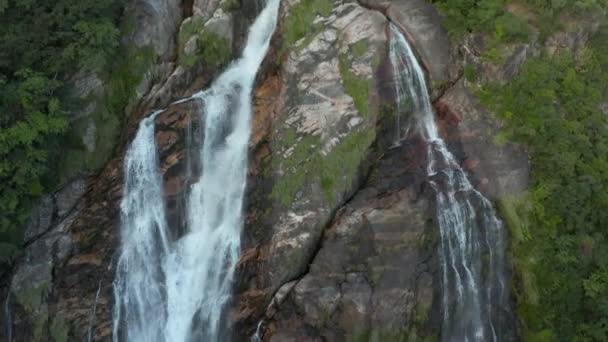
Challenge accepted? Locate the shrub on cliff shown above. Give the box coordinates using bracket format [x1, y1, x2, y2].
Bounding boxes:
[482, 25, 608, 341]
[433, 0, 606, 41]
[0, 0, 122, 263]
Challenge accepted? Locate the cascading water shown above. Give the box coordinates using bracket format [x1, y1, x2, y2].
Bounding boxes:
[113, 111, 170, 342]
[4, 295, 12, 342]
[112, 0, 281, 340]
[389, 24, 511, 341]
[88, 280, 103, 342]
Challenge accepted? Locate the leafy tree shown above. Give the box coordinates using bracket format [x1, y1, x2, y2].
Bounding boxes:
[482, 25, 608, 341]
[432, 0, 606, 41]
[431, 0, 505, 36]
[0, 0, 123, 263]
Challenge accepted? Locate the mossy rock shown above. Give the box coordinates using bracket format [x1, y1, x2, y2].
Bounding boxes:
[280, 0, 333, 56]
[50, 315, 69, 342]
[178, 17, 232, 68]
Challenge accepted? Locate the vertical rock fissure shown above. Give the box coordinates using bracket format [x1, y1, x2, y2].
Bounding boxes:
[3, 293, 11, 342]
[87, 280, 103, 342]
[389, 24, 513, 341]
[112, 0, 281, 341]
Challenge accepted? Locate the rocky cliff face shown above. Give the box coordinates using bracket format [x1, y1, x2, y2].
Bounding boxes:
[9, 0, 591, 340]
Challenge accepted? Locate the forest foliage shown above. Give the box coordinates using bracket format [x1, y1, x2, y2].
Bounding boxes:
[431, 0, 606, 39]
[0, 0, 124, 263]
[482, 25, 608, 342]
[433, 0, 608, 340]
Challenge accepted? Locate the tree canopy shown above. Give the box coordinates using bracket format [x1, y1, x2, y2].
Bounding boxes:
[0, 0, 123, 263]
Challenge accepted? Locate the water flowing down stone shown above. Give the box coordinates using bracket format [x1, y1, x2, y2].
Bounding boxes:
[4, 295, 12, 342]
[113, 111, 170, 342]
[88, 280, 103, 342]
[389, 24, 511, 342]
[112, 0, 281, 340]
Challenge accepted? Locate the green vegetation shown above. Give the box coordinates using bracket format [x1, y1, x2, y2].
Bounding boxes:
[33, 312, 48, 342]
[107, 47, 156, 118]
[431, 0, 533, 65]
[493, 12, 530, 42]
[271, 42, 376, 207]
[319, 129, 375, 203]
[48, 43, 155, 187]
[463, 64, 477, 82]
[198, 31, 232, 67]
[352, 328, 435, 342]
[352, 39, 369, 58]
[436, 0, 608, 339]
[178, 17, 232, 68]
[221, 0, 241, 13]
[270, 130, 320, 206]
[50, 316, 69, 342]
[481, 25, 608, 340]
[431, 0, 606, 41]
[15, 282, 50, 314]
[339, 51, 372, 118]
[280, 0, 333, 55]
[0, 0, 125, 264]
[431, 0, 505, 37]
[271, 127, 375, 207]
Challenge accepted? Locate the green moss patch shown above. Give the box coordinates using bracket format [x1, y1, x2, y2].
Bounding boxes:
[271, 128, 375, 207]
[270, 130, 321, 206]
[351, 39, 369, 58]
[339, 52, 371, 118]
[352, 328, 414, 342]
[319, 129, 375, 203]
[482, 24, 608, 339]
[51, 45, 155, 185]
[280, 0, 333, 56]
[178, 17, 231, 68]
[107, 46, 156, 117]
[50, 316, 69, 342]
[221, 0, 240, 13]
[15, 283, 50, 313]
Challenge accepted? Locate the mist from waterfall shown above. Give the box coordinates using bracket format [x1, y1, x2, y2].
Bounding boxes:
[112, 0, 281, 340]
[389, 24, 511, 341]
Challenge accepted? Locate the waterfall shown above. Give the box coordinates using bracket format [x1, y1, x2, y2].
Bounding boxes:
[389, 24, 510, 341]
[4, 294, 11, 342]
[251, 320, 264, 342]
[113, 111, 169, 342]
[87, 280, 103, 342]
[112, 0, 281, 340]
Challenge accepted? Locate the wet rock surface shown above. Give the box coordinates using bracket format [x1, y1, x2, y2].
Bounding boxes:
[385, 0, 451, 90]
[258, 140, 439, 341]
[435, 80, 529, 200]
[5, 177, 86, 341]
[231, 1, 389, 337]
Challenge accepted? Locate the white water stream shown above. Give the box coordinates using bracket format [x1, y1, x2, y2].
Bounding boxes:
[389, 24, 509, 341]
[112, 0, 281, 340]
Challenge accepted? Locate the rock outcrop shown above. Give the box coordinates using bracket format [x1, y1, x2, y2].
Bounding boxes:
[258, 140, 439, 341]
[232, 1, 390, 337]
[435, 81, 529, 200]
[124, 0, 183, 61]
